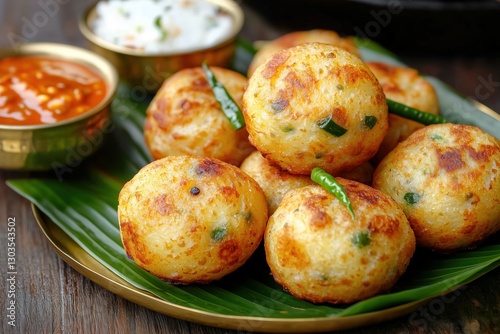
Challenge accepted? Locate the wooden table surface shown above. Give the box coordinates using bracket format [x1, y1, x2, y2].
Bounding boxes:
[1, 1, 499, 333]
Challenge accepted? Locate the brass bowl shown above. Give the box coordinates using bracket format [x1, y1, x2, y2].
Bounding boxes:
[79, 0, 244, 93]
[0, 43, 118, 172]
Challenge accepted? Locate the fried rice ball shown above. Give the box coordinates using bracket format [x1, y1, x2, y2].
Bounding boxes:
[248, 29, 360, 77]
[118, 155, 268, 284]
[243, 42, 388, 176]
[144, 66, 254, 166]
[240, 151, 315, 215]
[240, 151, 374, 215]
[367, 62, 439, 115]
[265, 178, 416, 304]
[338, 161, 374, 186]
[373, 123, 500, 253]
[372, 114, 426, 166]
[366, 62, 440, 164]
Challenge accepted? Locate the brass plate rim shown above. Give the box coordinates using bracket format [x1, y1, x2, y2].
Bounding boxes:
[29, 97, 500, 334]
[33, 204, 459, 333]
[470, 99, 500, 122]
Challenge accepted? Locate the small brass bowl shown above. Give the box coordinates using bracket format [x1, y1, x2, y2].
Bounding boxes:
[0, 43, 118, 172]
[79, 0, 244, 93]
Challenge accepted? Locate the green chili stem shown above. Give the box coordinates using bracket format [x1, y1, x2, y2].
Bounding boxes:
[386, 99, 448, 125]
[202, 62, 246, 130]
[311, 167, 355, 220]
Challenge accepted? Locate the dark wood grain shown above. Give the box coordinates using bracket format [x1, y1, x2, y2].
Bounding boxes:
[1, 1, 499, 333]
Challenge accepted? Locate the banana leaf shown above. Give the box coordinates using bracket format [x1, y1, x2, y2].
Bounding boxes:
[7, 38, 500, 322]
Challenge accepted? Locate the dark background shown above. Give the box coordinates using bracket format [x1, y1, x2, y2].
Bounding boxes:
[1, 1, 499, 333]
[242, 0, 500, 56]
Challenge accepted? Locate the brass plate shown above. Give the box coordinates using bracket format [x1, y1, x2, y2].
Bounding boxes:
[471, 100, 500, 122]
[33, 204, 438, 333]
[31, 99, 499, 332]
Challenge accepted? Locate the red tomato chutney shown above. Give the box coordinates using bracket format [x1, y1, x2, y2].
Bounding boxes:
[0, 56, 107, 125]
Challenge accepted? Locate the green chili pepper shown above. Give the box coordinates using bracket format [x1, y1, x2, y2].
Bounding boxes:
[386, 99, 448, 125]
[317, 115, 347, 137]
[202, 62, 246, 130]
[311, 167, 355, 220]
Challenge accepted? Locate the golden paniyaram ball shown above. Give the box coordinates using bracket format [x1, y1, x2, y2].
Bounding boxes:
[248, 29, 360, 78]
[240, 151, 374, 215]
[337, 161, 375, 186]
[240, 150, 315, 215]
[366, 61, 440, 165]
[118, 155, 268, 283]
[243, 42, 388, 176]
[366, 62, 440, 115]
[265, 178, 416, 304]
[372, 113, 425, 166]
[144, 66, 254, 166]
[373, 123, 500, 253]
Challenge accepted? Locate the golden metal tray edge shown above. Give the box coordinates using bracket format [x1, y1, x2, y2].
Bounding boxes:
[30, 97, 500, 332]
[471, 100, 500, 122]
[33, 204, 465, 333]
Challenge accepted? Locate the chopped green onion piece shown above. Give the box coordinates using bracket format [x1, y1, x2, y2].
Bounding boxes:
[210, 226, 227, 242]
[404, 192, 421, 205]
[242, 211, 252, 222]
[311, 167, 355, 220]
[364, 115, 378, 129]
[352, 231, 371, 248]
[430, 133, 443, 140]
[281, 125, 294, 132]
[386, 99, 448, 125]
[118, 8, 129, 17]
[317, 115, 347, 137]
[202, 62, 246, 130]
